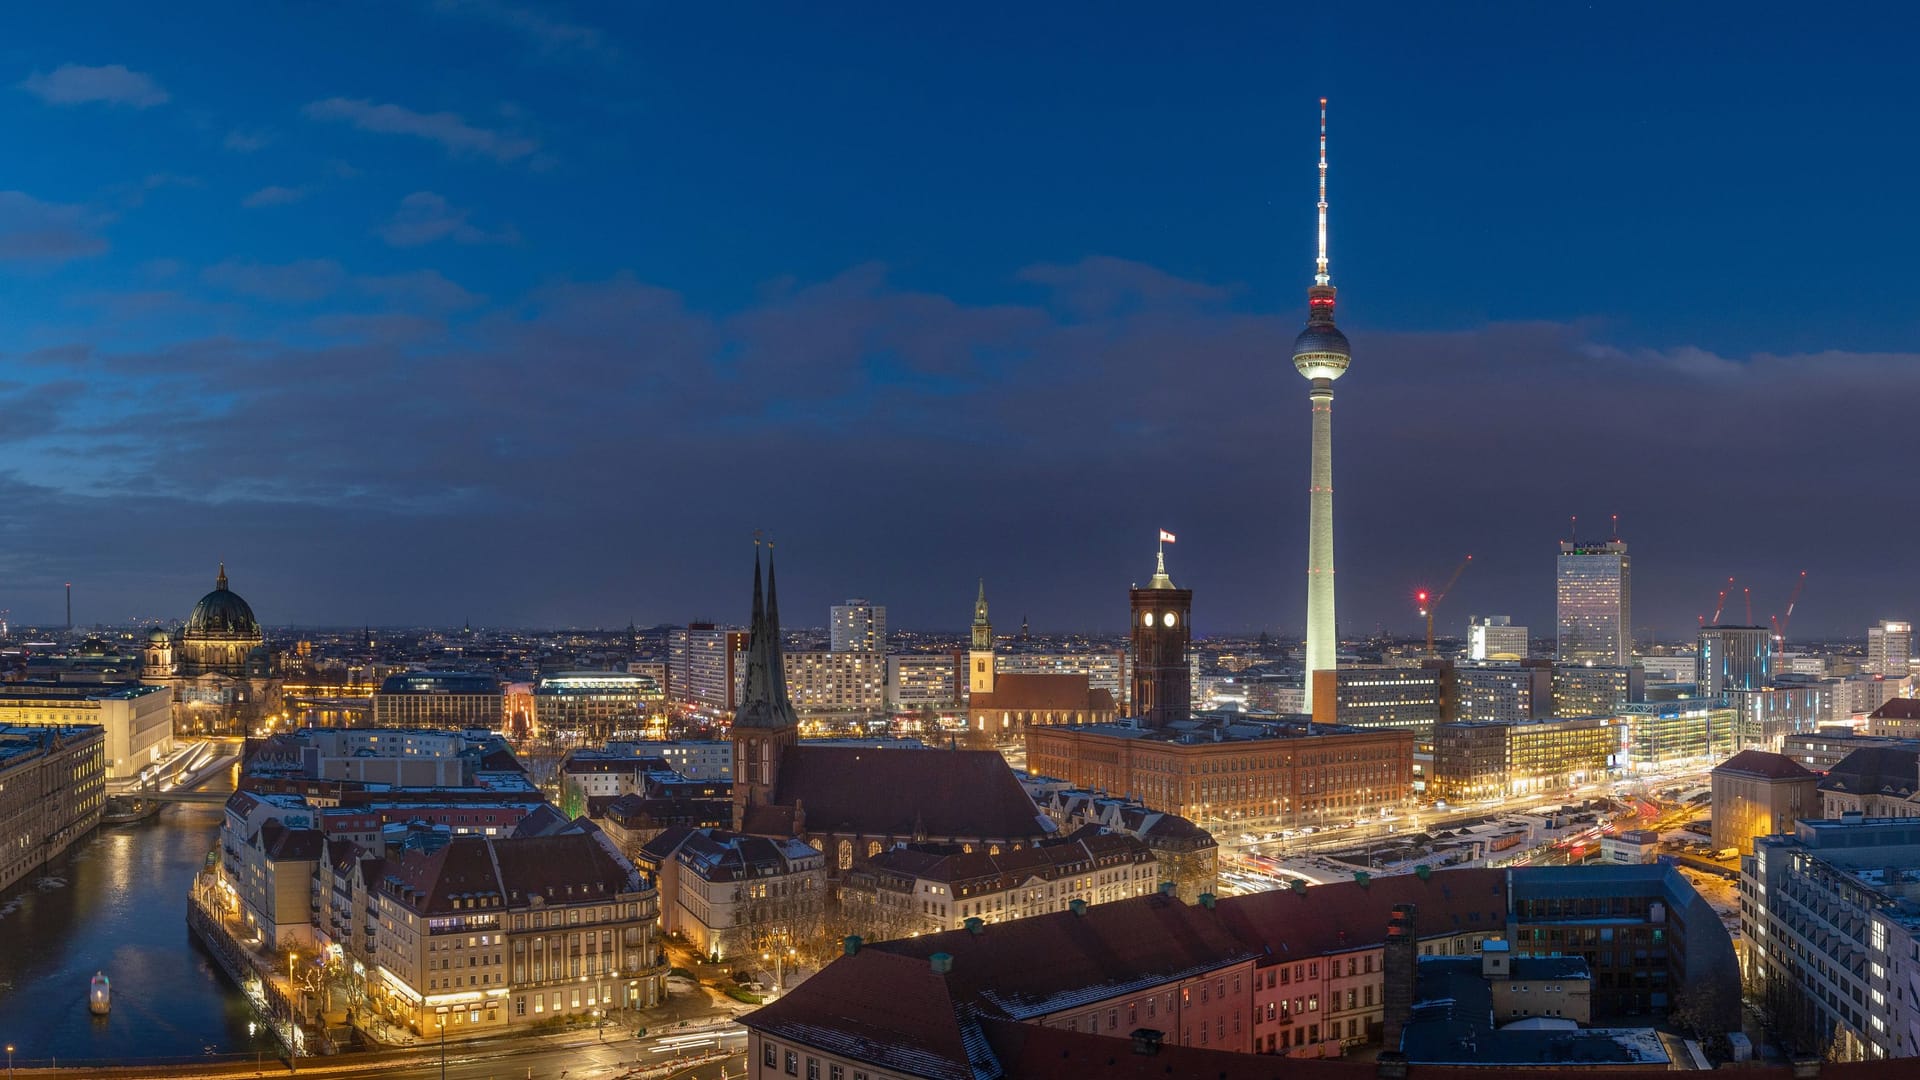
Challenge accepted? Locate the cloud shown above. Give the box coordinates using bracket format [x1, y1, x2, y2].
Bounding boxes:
[434, 0, 616, 59]
[223, 128, 273, 152]
[303, 97, 538, 162]
[200, 258, 346, 303]
[242, 185, 309, 208]
[378, 191, 516, 247]
[1018, 255, 1235, 318]
[20, 63, 169, 108]
[0, 191, 108, 263]
[357, 269, 485, 312]
[15, 256, 1920, 632]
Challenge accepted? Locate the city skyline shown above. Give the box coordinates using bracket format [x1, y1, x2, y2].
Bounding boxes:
[2, 5, 1917, 634]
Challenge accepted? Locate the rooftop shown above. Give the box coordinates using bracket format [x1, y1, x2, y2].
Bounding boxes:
[1405, 955, 1664, 1067]
[1713, 748, 1817, 781]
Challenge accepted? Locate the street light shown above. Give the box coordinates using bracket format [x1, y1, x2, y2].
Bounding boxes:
[7, 1042, 14, 1080]
[435, 1006, 449, 1080]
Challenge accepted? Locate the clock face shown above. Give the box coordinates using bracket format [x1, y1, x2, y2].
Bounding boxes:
[1142, 612, 1155, 627]
[1163, 612, 1178, 628]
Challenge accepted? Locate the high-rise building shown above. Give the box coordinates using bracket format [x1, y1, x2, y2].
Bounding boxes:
[1452, 662, 1552, 724]
[829, 598, 886, 653]
[1466, 616, 1528, 661]
[1696, 624, 1772, 698]
[667, 624, 749, 711]
[1555, 539, 1630, 665]
[1291, 100, 1351, 715]
[1129, 544, 1192, 728]
[1867, 619, 1913, 676]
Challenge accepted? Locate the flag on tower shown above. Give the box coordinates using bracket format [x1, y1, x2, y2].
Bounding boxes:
[1159, 530, 1177, 544]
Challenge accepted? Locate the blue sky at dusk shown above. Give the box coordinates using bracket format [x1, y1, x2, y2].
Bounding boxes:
[0, 2, 1915, 638]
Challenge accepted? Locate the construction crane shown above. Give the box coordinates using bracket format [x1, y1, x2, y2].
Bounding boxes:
[1415, 554, 1473, 658]
[1773, 570, 1809, 648]
[1710, 576, 1735, 625]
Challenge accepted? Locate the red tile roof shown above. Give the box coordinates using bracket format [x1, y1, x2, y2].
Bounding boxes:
[1869, 698, 1920, 720]
[972, 673, 1113, 713]
[1713, 748, 1817, 780]
[870, 892, 1256, 1020]
[1213, 868, 1509, 962]
[746, 949, 987, 1080]
[769, 745, 1053, 840]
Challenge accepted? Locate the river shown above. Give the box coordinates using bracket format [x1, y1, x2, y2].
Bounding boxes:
[0, 805, 280, 1069]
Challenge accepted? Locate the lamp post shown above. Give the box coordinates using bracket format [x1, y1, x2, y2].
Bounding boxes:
[7, 1041, 15, 1080]
[435, 1006, 449, 1080]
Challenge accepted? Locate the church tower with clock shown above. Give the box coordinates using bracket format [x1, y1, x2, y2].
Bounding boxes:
[1130, 541, 1192, 728]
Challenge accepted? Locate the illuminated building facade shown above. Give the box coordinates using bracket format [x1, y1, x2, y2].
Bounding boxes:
[1555, 539, 1630, 666]
[829, 599, 887, 653]
[885, 652, 962, 710]
[1697, 624, 1772, 698]
[1551, 663, 1644, 719]
[1025, 718, 1412, 832]
[1618, 699, 1736, 770]
[1710, 749, 1817, 856]
[533, 671, 662, 740]
[666, 625, 748, 711]
[1467, 616, 1528, 661]
[371, 671, 504, 729]
[0, 682, 172, 780]
[0, 723, 105, 893]
[1432, 716, 1618, 803]
[1452, 662, 1551, 724]
[142, 564, 280, 733]
[1866, 620, 1913, 677]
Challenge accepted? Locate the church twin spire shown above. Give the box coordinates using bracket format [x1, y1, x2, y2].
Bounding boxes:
[734, 537, 799, 731]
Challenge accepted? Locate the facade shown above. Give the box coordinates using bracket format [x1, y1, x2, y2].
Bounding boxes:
[1728, 681, 1830, 751]
[1431, 716, 1617, 803]
[1556, 539, 1631, 666]
[1451, 662, 1551, 724]
[1697, 624, 1773, 698]
[371, 671, 504, 730]
[0, 682, 172, 780]
[743, 863, 1735, 1077]
[654, 829, 826, 963]
[829, 599, 886, 653]
[361, 830, 666, 1036]
[1816, 746, 1919, 819]
[1866, 697, 1920, 739]
[1617, 699, 1736, 771]
[1293, 101, 1349, 716]
[1551, 662, 1644, 718]
[1711, 749, 1819, 855]
[610, 739, 732, 781]
[885, 652, 962, 710]
[968, 674, 1119, 742]
[142, 565, 280, 733]
[0, 724, 106, 893]
[761, 650, 887, 715]
[850, 829, 1160, 936]
[1026, 717, 1413, 832]
[1865, 620, 1912, 677]
[1466, 616, 1528, 661]
[1745, 818, 1920, 1060]
[1782, 729, 1916, 773]
[1637, 654, 1697, 684]
[992, 649, 1130, 705]
[1310, 666, 1445, 741]
[1130, 547, 1193, 728]
[665, 625, 748, 711]
[533, 671, 661, 740]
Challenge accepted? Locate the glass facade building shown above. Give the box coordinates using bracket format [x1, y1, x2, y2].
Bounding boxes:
[1556, 540, 1630, 665]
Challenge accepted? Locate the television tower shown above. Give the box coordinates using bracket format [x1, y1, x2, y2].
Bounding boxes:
[1293, 99, 1351, 713]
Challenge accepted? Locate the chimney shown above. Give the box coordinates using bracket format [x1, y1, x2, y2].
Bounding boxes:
[964, 917, 985, 935]
[843, 935, 862, 956]
[1382, 903, 1419, 1052]
[1158, 881, 1177, 897]
[1197, 892, 1216, 910]
[1415, 864, 1431, 880]
[1129, 1028, 1164, 1056]
[1375, 1051, 1410, 1079]
[929, 952, 954, 975]
[1068, 899, 1088, 916]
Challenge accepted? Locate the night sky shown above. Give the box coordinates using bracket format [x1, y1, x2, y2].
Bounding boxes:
[1, 3, 1915, 638]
